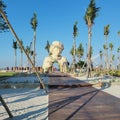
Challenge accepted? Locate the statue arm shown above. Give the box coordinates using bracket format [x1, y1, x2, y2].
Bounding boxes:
[43, 57, 52, 72]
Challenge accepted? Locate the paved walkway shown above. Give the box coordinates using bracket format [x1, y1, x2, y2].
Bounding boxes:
[48, 72, 120, 120]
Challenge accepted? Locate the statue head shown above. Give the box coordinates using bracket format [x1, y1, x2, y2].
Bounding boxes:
[49, 41, 64, 57]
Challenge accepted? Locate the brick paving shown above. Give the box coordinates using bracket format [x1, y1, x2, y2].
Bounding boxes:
[48, 72, 120, 120]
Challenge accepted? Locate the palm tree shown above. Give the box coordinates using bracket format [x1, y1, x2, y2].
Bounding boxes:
[84, 0, 100, 78]
[70, 46, 74, 72]
[0, 0, 9, 32]
[118, 31, 120, 37]
[117, 47, 120, 69]
[112, 54, 115, 69]
[70, 46, 74, 57]
[30, 12, 38, 67]
[73, 21, 78, 72]
[45, 40, 50, 54]
[90, 46, 93, 58]
[0, 9, 46, 91]
[12, 40, 17, 70]
[29, 41, 34, 64]
[76, 43, 84, 61]
[26, 42, 34, 69]
[99, 50, 102, 68]
[104, 24, 110, 69]
[109, 42, 113, 69]
[103, 44, 107, 69]
[18, 40, 23, 69]
[117, 31, 120, 69]
[0, 2, 14, 116]
[25, 45, 31, 69]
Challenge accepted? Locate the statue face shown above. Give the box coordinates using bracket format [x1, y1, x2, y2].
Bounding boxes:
[52, 47, 61, 57]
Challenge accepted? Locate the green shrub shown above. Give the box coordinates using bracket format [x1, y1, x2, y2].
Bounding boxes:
[109, 70, 120, 77]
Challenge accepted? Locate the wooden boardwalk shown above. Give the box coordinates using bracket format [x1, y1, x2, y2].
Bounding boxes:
[48, 72, 120, 120]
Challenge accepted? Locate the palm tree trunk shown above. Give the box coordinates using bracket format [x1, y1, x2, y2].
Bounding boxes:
[73, 37, 76, 73]
[110, 50, 112, 69]
[20, 51, 23, 70]
[87, 26, 92, 78]
[103, 48, 106, 69]
[73, 37, 76, 61]
[33, 31, 36, 68]
[105, 36, 109, 69]
[14, 49, 17, 70]
[100, 56, 102, 69]
[118, 52, 120, 70]
[118, 53, 120, 70]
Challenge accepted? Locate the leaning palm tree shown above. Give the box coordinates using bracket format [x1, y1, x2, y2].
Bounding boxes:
[84, 0, 100, 78]
[109, 42, 113, 69]
[0, 2, 13, 117]
[12, 40, 17, 70]
[0, 0, 9, 32]
[73, 21, 78, 72]
[0, 9, 46, 91]
[30, 12, 38, 67]
[104, 24, 110, 69]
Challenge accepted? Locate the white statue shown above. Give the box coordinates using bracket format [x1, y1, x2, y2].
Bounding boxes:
[43, 41, 68, 73]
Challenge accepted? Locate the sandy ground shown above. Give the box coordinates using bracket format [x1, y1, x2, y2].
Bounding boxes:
[102, 84, 120, 98]
[76, 76, 120, 98]
[0, 76, 48, 120]
[0, 88, 48, 120]
[0, 75, 120, 119]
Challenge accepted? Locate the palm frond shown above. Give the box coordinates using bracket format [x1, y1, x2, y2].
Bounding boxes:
[84, 0, 100, 26]
[104, 24, 110, 35]
[30, 12, 38, 31]
[73, 21, 78, 37]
